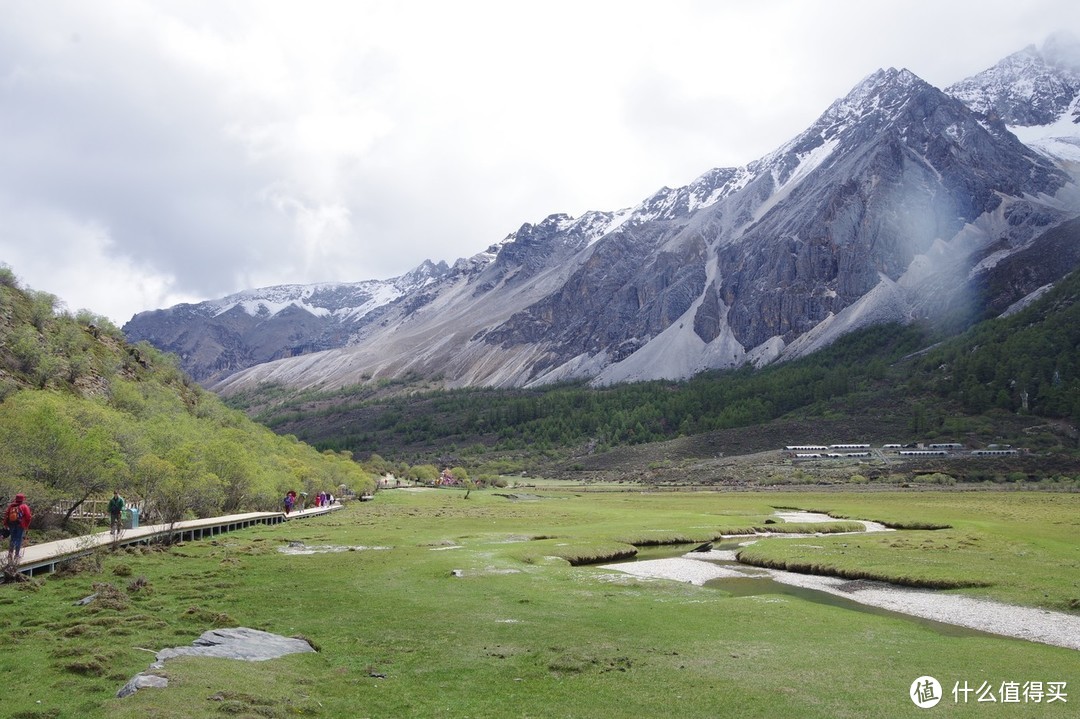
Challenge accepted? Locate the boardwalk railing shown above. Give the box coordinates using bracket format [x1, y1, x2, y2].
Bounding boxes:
[49, 497, 150, 521]
[9, 504, 343, 579]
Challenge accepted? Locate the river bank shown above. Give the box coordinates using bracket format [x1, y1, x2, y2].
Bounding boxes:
[599, 511, 1080, 651]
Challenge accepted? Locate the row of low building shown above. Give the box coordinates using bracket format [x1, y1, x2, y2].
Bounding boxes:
[784, 442, 1021, 460]
[784, 443, 872, 459]
[785, 444, 870, 451]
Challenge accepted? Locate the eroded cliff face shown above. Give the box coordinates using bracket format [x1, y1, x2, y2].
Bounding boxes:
[131, 40, 1080, 395]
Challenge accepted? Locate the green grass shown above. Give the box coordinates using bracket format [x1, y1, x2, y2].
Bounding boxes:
[0, 489, 1077, 718]
[736, 492, 1080, 609]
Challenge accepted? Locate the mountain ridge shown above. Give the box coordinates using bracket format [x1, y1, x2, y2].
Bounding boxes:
[123, 36, 1080, 394]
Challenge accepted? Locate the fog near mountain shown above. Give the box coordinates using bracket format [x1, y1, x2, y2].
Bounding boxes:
[124, 36, 1080, 394]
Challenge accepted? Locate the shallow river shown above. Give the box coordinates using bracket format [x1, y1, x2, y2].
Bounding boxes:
[600, 516, 1080, 651]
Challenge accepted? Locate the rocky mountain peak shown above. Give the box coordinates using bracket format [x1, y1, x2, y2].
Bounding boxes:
[947, 33, 1080, 126]
[129, 39, 1080, 394]
[398, 259, 451, 288]
[820, 67, 929, 126]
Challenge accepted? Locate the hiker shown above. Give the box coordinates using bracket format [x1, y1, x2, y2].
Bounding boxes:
[284, 491, 295, 514]
[108, 490, 125, 535]
[4, 493, 32, 561]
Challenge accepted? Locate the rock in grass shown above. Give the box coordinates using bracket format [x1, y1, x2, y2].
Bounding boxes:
[152, 627, 316, 667]
[117, 628, 316, 698]
[116, 673, 168, 698]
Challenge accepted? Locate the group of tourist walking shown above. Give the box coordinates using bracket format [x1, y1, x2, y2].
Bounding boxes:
[3, 490, 127, 564]
[5, 487, 338, 565]
[283, 490, 336, 514]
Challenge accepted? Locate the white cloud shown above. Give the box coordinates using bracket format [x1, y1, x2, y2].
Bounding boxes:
[0, 199, 200, 321]
[0, 0, 1077, 324]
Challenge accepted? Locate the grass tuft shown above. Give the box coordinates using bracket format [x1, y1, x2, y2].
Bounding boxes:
[64, 657, 107, 676]
[735, 551, 994, 589]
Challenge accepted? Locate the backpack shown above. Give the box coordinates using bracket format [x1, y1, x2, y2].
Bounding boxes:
[6, 505, 21, 525]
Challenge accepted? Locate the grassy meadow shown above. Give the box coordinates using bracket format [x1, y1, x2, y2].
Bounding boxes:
[0, 488, 1077, 718]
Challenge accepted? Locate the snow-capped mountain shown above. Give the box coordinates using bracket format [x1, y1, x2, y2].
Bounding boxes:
[123, 260, 449, 382]
[948, 33, 1080, 124]
[124, 35, 1080, 394]
[948, 31, 1080, 165]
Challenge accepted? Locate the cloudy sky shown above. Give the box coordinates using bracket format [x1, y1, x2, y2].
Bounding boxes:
[1, 1, 1076, 323]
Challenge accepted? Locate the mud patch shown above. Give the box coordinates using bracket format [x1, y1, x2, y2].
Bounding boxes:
[277, 542, 390, 555]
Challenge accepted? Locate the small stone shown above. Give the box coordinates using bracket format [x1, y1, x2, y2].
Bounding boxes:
[116, 673, 168, 698]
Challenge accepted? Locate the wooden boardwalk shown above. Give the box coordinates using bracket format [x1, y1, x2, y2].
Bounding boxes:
[9, 504, 344, 578]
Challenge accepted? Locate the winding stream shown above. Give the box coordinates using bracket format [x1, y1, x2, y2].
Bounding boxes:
[600, 512, 1080, 651]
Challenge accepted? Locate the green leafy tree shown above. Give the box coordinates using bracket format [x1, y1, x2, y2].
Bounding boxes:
[411, 464, 439, 484]
[0, 392, 126, 526]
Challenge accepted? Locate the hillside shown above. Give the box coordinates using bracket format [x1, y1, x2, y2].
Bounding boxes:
[0, 266, 375, 535]
[225, 268, 1080, 485]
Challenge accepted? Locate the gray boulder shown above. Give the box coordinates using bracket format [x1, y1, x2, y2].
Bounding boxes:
[151, 627, 316, 668]
[117, 627, 316, 698]
[117, 673, 169, 698]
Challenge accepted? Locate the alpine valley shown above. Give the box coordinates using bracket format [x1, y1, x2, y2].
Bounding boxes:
[124, 35, 1080, 395]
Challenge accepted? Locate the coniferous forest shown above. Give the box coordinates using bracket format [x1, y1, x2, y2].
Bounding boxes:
[229, 269, 1080, 472]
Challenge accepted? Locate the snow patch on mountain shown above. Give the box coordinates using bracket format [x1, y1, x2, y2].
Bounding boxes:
[823, 67, 921, 126]
[948, 35, 1080, 127]
[201, 261, 453, 323]
[580, 208, 635, 245]
[1009, 98, 1080, 163]
[207, 284, 373, 320]
[753, 136, 840, 222]
[948, 33, 1080, 167]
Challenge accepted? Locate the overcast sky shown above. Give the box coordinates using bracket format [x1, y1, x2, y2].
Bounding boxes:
[1, 1, 1076, 324]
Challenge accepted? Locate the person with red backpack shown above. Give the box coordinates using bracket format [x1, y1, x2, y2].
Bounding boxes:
[4, 493, 32, 561]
